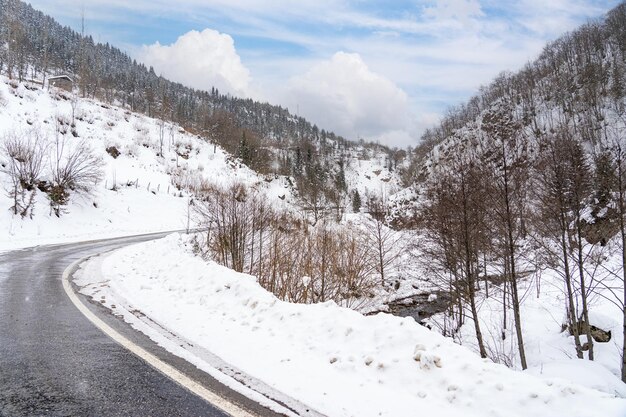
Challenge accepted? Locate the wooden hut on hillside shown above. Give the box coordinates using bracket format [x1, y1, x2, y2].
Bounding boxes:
[48, 75, 73, 92]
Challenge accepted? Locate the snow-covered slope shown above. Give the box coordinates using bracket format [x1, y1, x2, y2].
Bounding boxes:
[0, 77, 293, 250]
[424, 239, 626, 397]
[76, 234, 626, 417]
[0, 75, 405, 251]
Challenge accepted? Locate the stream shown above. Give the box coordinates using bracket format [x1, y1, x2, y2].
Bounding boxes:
[384, 290, 452, 325]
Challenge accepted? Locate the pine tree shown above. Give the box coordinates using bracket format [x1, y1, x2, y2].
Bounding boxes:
[237, 132, 251, 166]
[594, 149, 617, 211]
[352, 190, 362, 213]
[335, 159, 347, 192]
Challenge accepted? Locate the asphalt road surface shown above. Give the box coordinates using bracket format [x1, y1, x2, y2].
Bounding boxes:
[0, 233, 285, 417]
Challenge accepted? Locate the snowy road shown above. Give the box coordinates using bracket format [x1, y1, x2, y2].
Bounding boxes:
[0, 233, 282, 417]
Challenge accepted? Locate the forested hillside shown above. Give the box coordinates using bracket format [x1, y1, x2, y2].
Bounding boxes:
[0, 0, 410, 310]
[413, 3, 625, 163]
[396, 2, 626, 383]
[0, 0, 321, 143]
[0, 0, 408, 215]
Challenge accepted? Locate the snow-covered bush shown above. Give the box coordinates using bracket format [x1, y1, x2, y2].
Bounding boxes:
[132, 120, 146, 133]
[123, 142, 139, 158]
[170, 166, 207, 191]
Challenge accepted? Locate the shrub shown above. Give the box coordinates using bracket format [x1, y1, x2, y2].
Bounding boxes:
[193, 182, 377, 305]
[48, 138, 104, 216]
[0, 131, 45, 218]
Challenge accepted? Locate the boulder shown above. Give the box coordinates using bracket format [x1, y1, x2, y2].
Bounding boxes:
[590, 325, 612, 343]
[106, 146, 120, 159]
[570, 320, 612, 343]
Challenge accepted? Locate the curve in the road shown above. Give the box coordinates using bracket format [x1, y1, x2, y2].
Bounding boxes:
[62, 257, 255, 417]
[0, 233, 286, 417]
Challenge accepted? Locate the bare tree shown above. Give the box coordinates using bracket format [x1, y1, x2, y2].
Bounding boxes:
[567, 134, 595, 360]
[365, 196, 404, 286]
[533, 131, 594, 359]
[419, 152, 490, 359]
[606, 124, 626, 381]
[0, 130, 45, 217]
[481, 104, 530, 369]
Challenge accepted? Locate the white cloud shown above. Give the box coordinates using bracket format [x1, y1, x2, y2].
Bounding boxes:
[138, 29, 251, 96]
[284, 52, 412, 146]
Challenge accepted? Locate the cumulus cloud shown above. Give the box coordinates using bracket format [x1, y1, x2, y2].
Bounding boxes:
[138, 29, 251, 96]
[285, 52, 412, 146]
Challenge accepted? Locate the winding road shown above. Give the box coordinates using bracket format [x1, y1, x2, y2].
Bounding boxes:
[0, 233, 284, 417]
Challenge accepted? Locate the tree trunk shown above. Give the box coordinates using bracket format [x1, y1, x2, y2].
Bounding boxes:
[377, 223, 385, 286]
[502, 153, 528, 370]
[576, 217, 594, 360]
[461, 174, 487, 359]
[618, 157, 626, 382]
[561, 228, 583, 359]
[468, 269, 488, 358]
[484, 254, 489, 298]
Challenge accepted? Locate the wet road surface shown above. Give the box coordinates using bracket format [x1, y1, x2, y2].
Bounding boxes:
[0, 233, 282, 417]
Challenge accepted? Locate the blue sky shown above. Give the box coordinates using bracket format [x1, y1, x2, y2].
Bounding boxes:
[28, 0, 621, 147]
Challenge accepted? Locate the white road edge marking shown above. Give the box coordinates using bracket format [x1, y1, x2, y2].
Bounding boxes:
[62, 257, 257, 417]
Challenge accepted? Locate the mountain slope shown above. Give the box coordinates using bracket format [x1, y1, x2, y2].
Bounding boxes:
[2, 0, 411, 220]
[0, 74, 295, 250]
[409, 2, 626, 180]
[383, 0, 626, 389]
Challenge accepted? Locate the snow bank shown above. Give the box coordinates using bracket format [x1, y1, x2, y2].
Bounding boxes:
[75, 234, 626, 417]
[528, 359, 626, 398]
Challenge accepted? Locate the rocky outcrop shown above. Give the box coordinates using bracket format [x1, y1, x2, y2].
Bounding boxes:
[581, 208, 620, 246]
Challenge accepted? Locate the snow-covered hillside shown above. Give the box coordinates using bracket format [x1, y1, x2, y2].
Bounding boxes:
[0, 76, 295, 250]
[9, 74, 624, 417]
[75, 234, 626, 417]
[0, 76, 403, 251]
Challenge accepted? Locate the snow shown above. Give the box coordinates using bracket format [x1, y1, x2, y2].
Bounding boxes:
[2, 72, 625, 417]
[0, 76, 293, 251]
[0, 76, 401, 252]
[421, 237, 626, 399]
[343, 153, 401, 203]
[527, 359, 626, 398]
[75, 233, 626, 417]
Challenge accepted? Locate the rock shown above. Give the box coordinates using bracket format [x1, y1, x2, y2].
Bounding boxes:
[580, 208, 620, 246]
[570, 320, 612, 343]
[413, 344, 442, 369]
[106, 146, 120, 159]
[590, 326, 611, 343]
